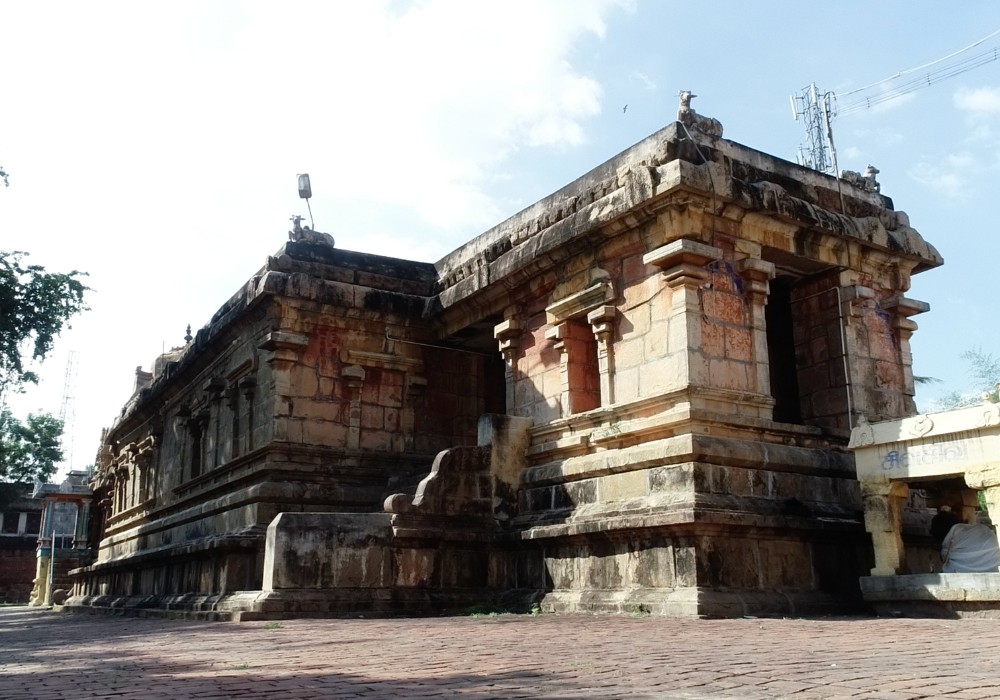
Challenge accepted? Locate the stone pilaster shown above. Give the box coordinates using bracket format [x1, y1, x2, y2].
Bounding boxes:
[736, 257, 776, 395]
[258, 331, 309, 442]
[643, 239, 723, 386]
[342, 364, 366, 450]
[202, 377, 225, 470]
[239, 376, 257, 452]
[587, 304, 616, 406]
[494, 316, 522, 414]
[882, 295, 930, 398]
[545, 323, 571, 418]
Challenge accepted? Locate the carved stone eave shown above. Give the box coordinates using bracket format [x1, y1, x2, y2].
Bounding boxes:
[643, 238, 723, 270]
[882, 295, 930, 318]
[545, 280, 615, 325]
[345, 349, 424, 374]
[257, 331, 309, 352]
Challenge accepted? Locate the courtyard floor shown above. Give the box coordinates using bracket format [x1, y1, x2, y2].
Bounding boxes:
[2, 606, 1000, 699]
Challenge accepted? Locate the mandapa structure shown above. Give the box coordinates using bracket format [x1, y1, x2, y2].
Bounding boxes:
[68, 97, 942, 619]
[851, 403, 1000, 617]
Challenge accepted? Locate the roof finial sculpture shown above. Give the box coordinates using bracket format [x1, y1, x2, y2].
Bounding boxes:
[184, 324, 193, 344]
[677, 90, 723, 138]
[288, 215, 335, 247]
[839, 164, 881, 193]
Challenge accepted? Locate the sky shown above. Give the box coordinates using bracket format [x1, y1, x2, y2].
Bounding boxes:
[2, 0, 1000, 477]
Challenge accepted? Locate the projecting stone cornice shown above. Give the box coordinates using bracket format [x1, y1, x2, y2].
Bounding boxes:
[431, 122, 942, 317]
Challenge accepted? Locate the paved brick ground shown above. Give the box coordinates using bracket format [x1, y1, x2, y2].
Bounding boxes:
[3, 607, 1000, 699]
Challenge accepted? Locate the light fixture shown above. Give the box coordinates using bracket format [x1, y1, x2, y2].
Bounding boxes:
[297, 173, 314, 229]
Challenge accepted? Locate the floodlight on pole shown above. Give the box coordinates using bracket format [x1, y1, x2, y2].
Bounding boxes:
[297, 173, 314, 230]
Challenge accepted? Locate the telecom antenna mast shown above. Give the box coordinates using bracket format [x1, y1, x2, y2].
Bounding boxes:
[59, 350, 78, 469]
[790, 83, 839, 175]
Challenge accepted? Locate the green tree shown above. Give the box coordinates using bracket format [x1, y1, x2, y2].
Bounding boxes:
[0, 165, 8, 187]
[0, 408, 64, 484]
[0, 251, 89, 398]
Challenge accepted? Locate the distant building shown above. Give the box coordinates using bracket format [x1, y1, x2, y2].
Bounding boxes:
[0, 487, 42, 603]
[1, 471, 92, 604]
[69, 103, 942, 618]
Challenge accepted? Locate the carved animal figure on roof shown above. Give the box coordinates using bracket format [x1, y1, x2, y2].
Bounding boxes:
[677, 90, 723, 139]
[839, 164, 881, 194]
[288, 215, 335, 247]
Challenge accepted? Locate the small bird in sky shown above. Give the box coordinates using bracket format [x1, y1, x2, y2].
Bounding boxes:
[623, 104, 628, 114]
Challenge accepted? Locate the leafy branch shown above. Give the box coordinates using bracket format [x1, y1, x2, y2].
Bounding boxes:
[0, 251, 90, 398]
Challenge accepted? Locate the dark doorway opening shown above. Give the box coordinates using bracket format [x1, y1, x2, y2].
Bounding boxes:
[765, 277, 803, 424]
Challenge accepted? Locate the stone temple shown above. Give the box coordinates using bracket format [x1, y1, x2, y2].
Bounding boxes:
[67, 100, 942, 619]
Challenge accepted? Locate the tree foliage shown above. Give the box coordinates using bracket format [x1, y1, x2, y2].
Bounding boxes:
[0, 251, 89, 398]
[934, 348, 1000, 410]
[0, 409, 64, 484]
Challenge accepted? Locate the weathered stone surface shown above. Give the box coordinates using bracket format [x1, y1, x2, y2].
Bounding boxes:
[71, 105, 941, 619]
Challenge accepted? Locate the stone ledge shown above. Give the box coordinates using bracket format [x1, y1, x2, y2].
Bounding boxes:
[540, 586, 852, 619]
[861, 573, 1000, 619]
[514, 507, 861, 540]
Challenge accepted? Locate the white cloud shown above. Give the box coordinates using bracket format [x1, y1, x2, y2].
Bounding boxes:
[945, 152, 976, 169]
[869, 92, 916, 115]
[0, 0, 632, 473]
[631, 71, 657, 93]
[954, 86, 1000, 117]
[909, 158, 970, 199]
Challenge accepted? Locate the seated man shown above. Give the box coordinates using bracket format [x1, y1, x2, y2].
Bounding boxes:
[931, 506, 1000, 573]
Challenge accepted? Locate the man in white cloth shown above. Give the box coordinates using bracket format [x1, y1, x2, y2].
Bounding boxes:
[932, 506, 1000, 573]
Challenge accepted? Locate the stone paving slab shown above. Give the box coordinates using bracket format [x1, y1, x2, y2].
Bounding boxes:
[3, 607, 1000, 699]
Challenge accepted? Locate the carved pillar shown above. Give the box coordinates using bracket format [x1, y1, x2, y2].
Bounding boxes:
[862, 480, 909, 576]
[643, 239, 722, 387]
[202, 377, 225, 470]
[134, 434, 157, 503]
[239, 376, 257, 453]
[185, 411, 208, 480]
[343, 364, 366, 450]
[115, 469, 130, 512]
[587, 305, 617, 406]
[494, 316, 522, 414]
[258, 331, 309, 442]
[961, 466, 1000, 556]
[737, 258, 776, 396]
[977, 487, 1000, 559]
[545, 324, 570, 418]
[226, 382, 240, 461]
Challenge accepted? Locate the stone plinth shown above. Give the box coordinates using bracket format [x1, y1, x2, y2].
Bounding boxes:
[861, 573, 1000, 618]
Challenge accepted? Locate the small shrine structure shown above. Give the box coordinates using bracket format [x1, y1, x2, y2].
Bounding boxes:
[850, 402, 1000, 616]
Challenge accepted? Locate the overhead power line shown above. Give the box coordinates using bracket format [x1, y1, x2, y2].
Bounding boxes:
[837, 45, 1000, 117]
[790, 26, 1000, 174]
[837, 26, 1000, 98]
